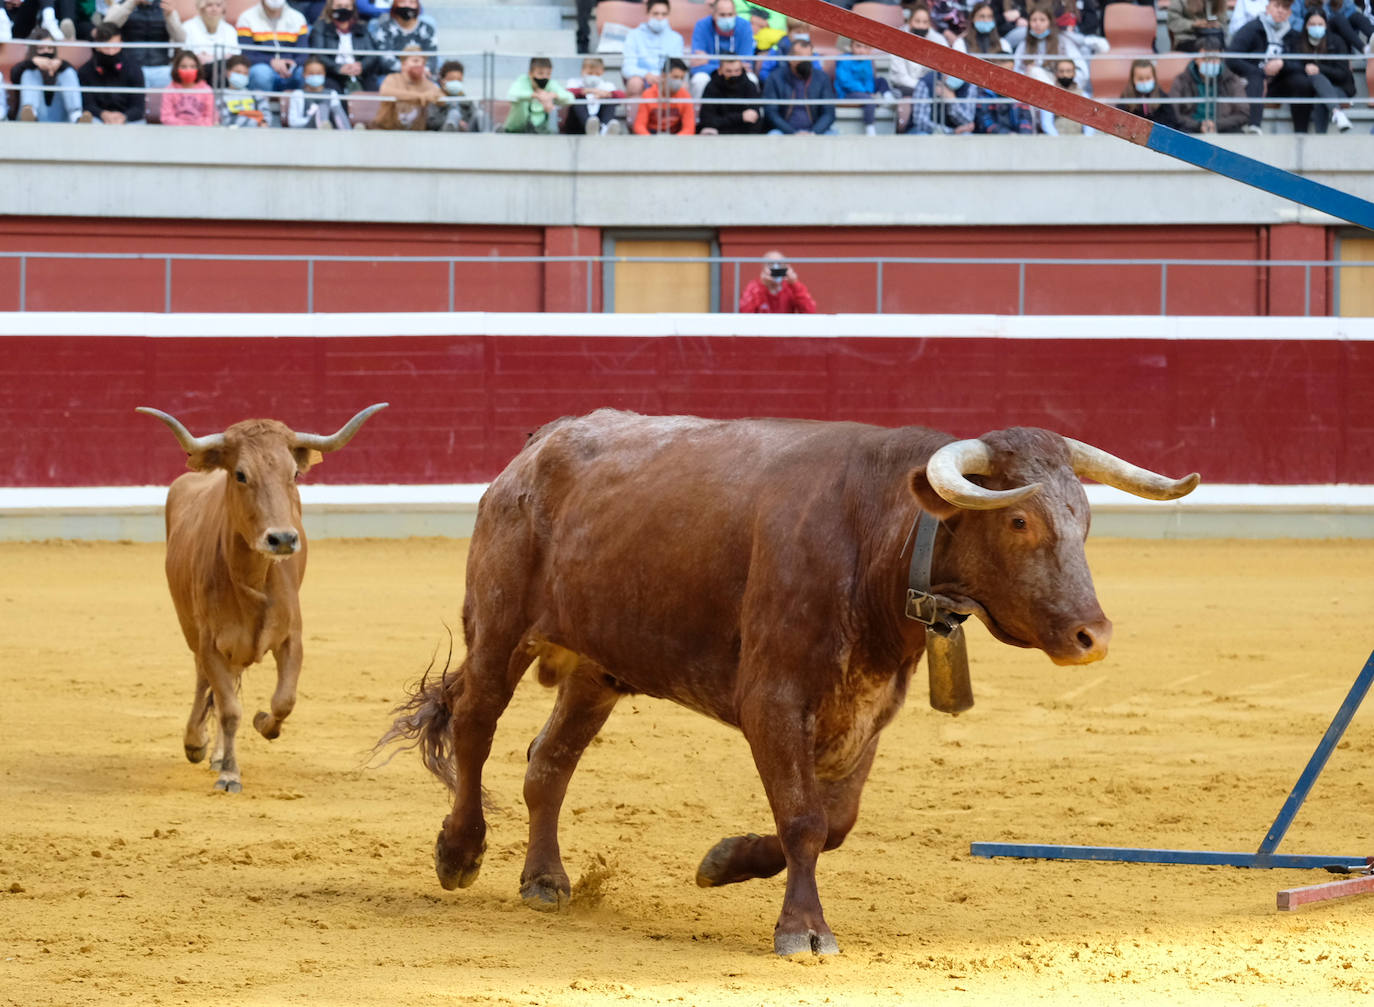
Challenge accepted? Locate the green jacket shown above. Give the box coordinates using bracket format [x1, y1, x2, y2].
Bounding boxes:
[504, 75, 573, 133]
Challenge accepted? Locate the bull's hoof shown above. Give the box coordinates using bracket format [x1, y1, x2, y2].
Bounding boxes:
[184, 744, 207, 764]
[695, 833, 761, 888]
[213, 777, 243, 794]
[434, 831, 484, 891]
[519, 874, 571, 912]
[253, 711, 281, 741]
[774, 929, 840, 956]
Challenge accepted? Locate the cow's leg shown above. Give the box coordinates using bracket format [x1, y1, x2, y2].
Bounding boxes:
[519, 673, 620, 911]
[202, 652, 245, 793]
[434, 637, 530, 891]
[183, 660, 214, 763]
[254, 634, 302, 741]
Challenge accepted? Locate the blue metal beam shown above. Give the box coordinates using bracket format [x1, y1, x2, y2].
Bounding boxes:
[969, 843, 1371, 870]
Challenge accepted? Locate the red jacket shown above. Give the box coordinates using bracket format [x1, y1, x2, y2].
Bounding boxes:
[739, 278, 817, 314]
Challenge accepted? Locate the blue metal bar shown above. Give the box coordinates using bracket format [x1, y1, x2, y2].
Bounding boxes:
[1258, 650, 1374, 855]
[970, 843, 1370, 870]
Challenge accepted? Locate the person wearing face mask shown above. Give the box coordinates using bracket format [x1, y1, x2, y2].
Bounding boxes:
[1225, 0, 1294, 133]
[562, 55, 625, 135]
[759, 18, 824, 83]
[1012, 4, 1088, 92]
[1118, 58, 1181, 128]
[430, 59, 484, 131]
[761, 38, 836, 134]
[1036, 57, 1096, 133]
[236, 0, 309, 91]
[887, 5, 950, 131]
[310, 0, 384, 93]
[907, 67, 976, 133]
[176, 0, 239, 86]
[631, 55, 694, 133]
[12, 29, 84, 122]
[100, 0, 180, 89]
[955, 2, 1013, 58]
[1277, 9, 1354, 131]
[698, 56, 762, 133]
[284, 54, 351, 127]
[368, 0, 437, 76]
[76, 24, 146, 123]
[159, 47, 216, 123]
[1170, 31, 1249, 133]
[688, 0, 753, 101]
[622, 0, 685, 101]
[1285, 0, 1370, 54]
[217, 53, 268, 125]
[503, 54, 573, 133]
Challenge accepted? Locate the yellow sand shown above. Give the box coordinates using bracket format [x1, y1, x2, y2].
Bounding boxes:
[2, 537, 1373, 1006]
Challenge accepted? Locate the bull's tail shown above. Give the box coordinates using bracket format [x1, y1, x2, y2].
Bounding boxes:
[373, 629, 464, 795]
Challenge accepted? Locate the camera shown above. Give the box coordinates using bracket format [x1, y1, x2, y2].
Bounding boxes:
[768, 263, 789, 279]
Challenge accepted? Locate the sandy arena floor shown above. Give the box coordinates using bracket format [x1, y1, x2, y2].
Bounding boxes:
[2, 535, 1373, 1006]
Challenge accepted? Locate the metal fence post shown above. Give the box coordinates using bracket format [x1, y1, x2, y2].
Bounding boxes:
[875, 260, 883, 314]
[1017, 261, 1026, 316]
[1304, 263, 1311, 317]
[165, 257, 172, 313]
[1160, 262, 1168, 316]
[448, 259, 455, 313]
[18, 255, 25, 312]
[732, 260, 740, 313]
[307, 258, 315, 313]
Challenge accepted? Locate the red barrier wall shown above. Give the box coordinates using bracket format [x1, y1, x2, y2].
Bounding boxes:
[5, 330, 1370, 487]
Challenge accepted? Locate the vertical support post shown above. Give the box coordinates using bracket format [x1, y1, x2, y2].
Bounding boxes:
[732, 260, 740, 313]
[448, 259, 455, 313]
[1160, 262, 1168, 316]
[586, 255, 593, 312]
[876, 260, 884, 314]
[307, 259, 315, 313]
[18, 255, 26, 312]
[165, 257, 172, 313]
[1017, 261, 1026, 315]
[1304, 263, 1311, 317]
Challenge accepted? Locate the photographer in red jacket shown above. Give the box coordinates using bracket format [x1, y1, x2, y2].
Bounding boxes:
[738, 250, 817, 313]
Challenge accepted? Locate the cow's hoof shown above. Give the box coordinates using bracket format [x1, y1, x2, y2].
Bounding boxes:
[253, 711, 281, 740]
[434, 831, 484, 890]
[695, 833, 760, 887]
[184, 744, 207, 764]
[774, 930, 840, 956]
[213, 777, 243, 794]
[519, 874, 570, 912]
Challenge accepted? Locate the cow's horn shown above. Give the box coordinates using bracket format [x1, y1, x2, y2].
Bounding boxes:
[293, 402, 389, 453]
[1065, 438, 1200, 500]
[925, 439, 1042, 511]
[135, 407, 225, 454]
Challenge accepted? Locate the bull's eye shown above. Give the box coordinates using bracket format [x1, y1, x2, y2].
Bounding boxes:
[235, 469, 247, 484]
[1011, 516, 1027, 531]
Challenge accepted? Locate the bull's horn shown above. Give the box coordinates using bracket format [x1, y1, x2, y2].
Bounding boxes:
[1065, 438, 1200, 501]
[135, 407, 225, 454]
[293, 402, 389, 453]
[925, 439, 1042, 511]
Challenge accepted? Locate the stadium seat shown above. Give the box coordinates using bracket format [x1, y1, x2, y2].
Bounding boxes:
[851, 2, 906, 29]
[595, 0, 645, 51]
[1154, 53, 1190, 92]
[669, 0, 709, 36]
[347, 92, 382, 128]
[226, 0, 259, 25]
[1104, 2, 1157, 52]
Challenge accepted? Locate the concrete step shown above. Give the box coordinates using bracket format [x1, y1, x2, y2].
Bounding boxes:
[438, 28, 577, 55]
[427, 4, 564, 30]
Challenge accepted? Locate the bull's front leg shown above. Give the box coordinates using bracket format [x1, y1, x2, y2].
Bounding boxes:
[255, 634, 302, 741]
[201, 649, 245, 793]
[183, 656, 214, 763]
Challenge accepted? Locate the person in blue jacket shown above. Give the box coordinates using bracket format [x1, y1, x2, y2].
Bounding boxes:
[761, 37, 835, 134]
[688, 0, 754, 99]
[832, 37, 890, 135]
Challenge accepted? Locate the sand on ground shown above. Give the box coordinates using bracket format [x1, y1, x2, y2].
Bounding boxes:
[2, 536, 1373, 1006]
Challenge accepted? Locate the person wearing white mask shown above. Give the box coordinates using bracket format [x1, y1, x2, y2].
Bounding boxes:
[235, 0, 308, 92]
[621, 0, 685, 100]
[888, 4, 951, 132]
[688, 0, 753, 101]
[173, 0, 239, 86]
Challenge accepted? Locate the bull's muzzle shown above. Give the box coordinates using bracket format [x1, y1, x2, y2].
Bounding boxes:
[262, 529, 301, 557]
[1051, 616, 1113, 666]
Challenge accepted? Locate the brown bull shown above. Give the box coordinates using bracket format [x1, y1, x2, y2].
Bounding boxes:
[139, 403, 387, 793]
[384, 410, 1197, 954]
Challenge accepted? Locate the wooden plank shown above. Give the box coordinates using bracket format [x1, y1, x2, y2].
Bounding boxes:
[1277, 874, 1374, 910]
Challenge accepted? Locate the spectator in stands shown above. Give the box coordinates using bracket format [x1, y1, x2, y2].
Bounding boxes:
[1037, 57, 1095, 132]
[373, 45, 440, 129]
[1288, 0, 1370, 52]
[759, 18, 824, 83]
[998, 1, 1029, 41]
[217, 53, 268, 125]
[749, 5, 785, 52]
[3, 0, 64, 42]
[430, 59, 483, 131]
[1119, 58, 1181, 127]
[175, 0, 239, 86]
[13, 30, 84, 121]
[1226, 0, 1293, 134]
[310, 0, 383, 93]
[622, 0, 685, 101]
[102, 0, 177, 88]
[284, 54, 350, 126]
[1014, 4, 1088, 90]
[1279, 9, 1354, 131]
[237, 0, 308, 91]
[971, 84, 1036, 131]
[562, 55, 623, 134]
[368, 0, 437, 75]
[833, 38, 890, 135]
[1228, 0, 1270, 38]
[739, 251, 817, 313]
[761, 38, 835, 134]
[77, 23, 146, 122]
[688, 0, 753, 100]
[908, 68, 976, 132]
[504, 54, 572, 133]
[575, 0, 594, 53]
[1172, 31, 1249, 132]
[956, 2, 1014, 57]
[698, 55, 761, 132]
[929, 0, 968, 44]
[1167, 0, 1230, 50]
[888, 5, 950, 131]
[160, 47, 215, 123]
[287, 0, 323, 27]
[632, 55, 694, 133]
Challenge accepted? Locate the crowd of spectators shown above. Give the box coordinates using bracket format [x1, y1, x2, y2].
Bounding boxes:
[1, 0, 1368, 133]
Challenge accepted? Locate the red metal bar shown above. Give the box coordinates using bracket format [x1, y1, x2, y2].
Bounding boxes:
[1276, 873, 1374, 911]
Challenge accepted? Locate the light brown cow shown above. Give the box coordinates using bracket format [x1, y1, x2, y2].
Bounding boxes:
[139, 403, 387, 793]
[383, 410, 1198, 955]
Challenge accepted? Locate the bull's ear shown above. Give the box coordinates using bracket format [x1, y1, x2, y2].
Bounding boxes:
[185, 446, 225, 473]
[293, 446, 324, 473]
[908, 467, 961, 521]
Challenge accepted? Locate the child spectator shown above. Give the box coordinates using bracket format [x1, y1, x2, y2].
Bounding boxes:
[1226, 0, 1293, 134]
[1119, 58, 1181, 128]
[309, 0, 384, 93]
[160, 47, 215, 124]
[368, 0, 437, 76]
[562, 55, 624, 134]
[971, 84, 1035, 132]
[956, 2, 1014, 58]
[429, 59, 483, 131]
[504, 55, 572, 133]
[236, 0, 308, 91]
[908, 69, 975, 133]
[12, 29, 85, 121]
[1037, 57, 1095, 133]
[77, 23, 146, 123]
[373, 45, 440, 129]
[833, 38, 889, 136]
[1013, 4, 1088, 91]
[761, 38, 835, 134]
[632, 55, 694, 133]
[176, 0, 238, 85]
[283, 54, 350, 127]
[698, 55, 762, 133]
[217, 53, 267, 125]
[621, 0, 685, 101]
[888, 6, 951, 131]
[1278, 8, 1354, 132]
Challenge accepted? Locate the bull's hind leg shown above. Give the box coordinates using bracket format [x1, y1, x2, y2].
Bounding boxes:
[201, 651, 245, 793]
[183, 660, 214, 763]
[254, 635, 302, 741]
[520, 671, 620, 911]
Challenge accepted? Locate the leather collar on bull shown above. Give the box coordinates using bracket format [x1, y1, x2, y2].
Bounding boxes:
[904, 509, 975, 715]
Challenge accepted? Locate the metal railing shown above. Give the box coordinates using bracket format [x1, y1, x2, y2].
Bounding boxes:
[2, 250, 1368, 315]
